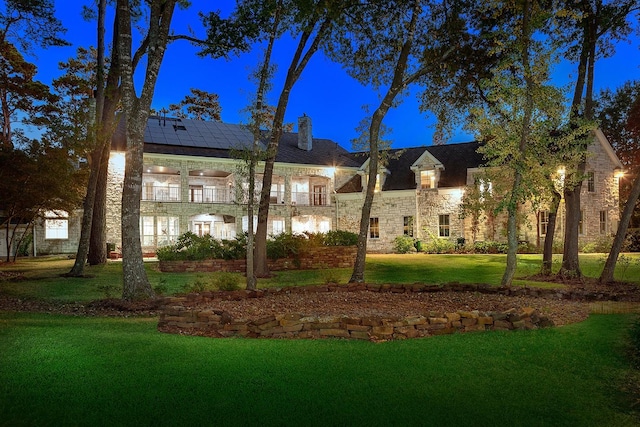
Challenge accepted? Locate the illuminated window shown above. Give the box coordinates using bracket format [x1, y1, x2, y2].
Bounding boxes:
[141, 216, 155, 246]
[374, 174, 381, 192]
[420, 170, 435, 189]
[539, 211, 549, 236]
[369, 217, 380, 239]
[157, 216, 179, 246]
[438, 214, 450, 237]
[403, 216, 414, 237]
[272, 219, 285, 235]
[44, 211, 68, 239]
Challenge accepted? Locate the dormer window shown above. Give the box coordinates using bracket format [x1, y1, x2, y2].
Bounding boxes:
[421, 170, 435, 189]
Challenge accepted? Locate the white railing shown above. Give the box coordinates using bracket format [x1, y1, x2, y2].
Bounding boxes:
[142, 186, 181, 202]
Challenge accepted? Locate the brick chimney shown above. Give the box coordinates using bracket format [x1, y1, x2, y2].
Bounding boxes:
[298, 115, 312, 151]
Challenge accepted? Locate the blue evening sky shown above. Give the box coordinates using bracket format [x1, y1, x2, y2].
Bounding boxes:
[25, 1, 640, 150]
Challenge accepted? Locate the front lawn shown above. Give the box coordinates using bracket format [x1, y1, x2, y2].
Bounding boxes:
[0, 312, 638, 426]
[1, 253, 639, 302]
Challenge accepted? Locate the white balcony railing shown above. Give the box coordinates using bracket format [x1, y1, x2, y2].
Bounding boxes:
[142, 186, 181, 202]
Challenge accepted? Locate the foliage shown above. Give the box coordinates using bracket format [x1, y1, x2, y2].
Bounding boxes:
[318, 230, 358, 246]
[624, 230, 640, 252]
[212, 272, 242, 291]
[420, 231, 455, 254]
[628, 316, 640, 369]
[157, 231, 358, 262]
[167, 88, 222, 121]
[393, 235, 416, 254]
[580, 237, 613, 254]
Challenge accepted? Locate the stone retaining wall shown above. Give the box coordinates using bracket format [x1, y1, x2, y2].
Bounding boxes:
[157, 282, 613, 341]
[158, 246, 357, 273]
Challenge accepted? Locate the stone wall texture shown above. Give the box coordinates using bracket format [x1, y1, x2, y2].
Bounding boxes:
[158, 246, 357, 273]
[157, 283, 568, 341]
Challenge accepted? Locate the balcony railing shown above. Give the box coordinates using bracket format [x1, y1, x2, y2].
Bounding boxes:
[142, 186, 180, 202]
[291, 191, 329, 206]
[190, 188, 232, 204]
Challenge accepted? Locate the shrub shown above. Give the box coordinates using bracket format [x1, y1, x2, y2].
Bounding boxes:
[213, 272, 242, 291]
[322, 230, 359, 246]
[421, 231, 455, 254]
[581, 236, 613, 253]
[624, 229, 640, 252]
[393, 235, 416, 254]
[266, 233, 306, 260]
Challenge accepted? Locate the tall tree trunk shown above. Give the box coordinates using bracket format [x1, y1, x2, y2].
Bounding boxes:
[67, 0, 107, 276]
[350, 1, 421, 283]
[88, 138, 110, 265]
[541, 190, 560, 275]
[117, 0, 176, 300]
[254, 18, 330, 277]
[600, 172, 640, 283]
[501, 0, 533, 287]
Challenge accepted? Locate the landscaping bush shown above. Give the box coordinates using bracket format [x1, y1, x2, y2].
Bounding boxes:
[624, 229, 640, 252]
[266, 233, 306, 260]
[581, 236, 613, 253]
[158, 230, 358, 261]
[393, 235, 416, 254]
[420, 231, 455, 254]
[472, 240, 507, 254]
[212, 272, 242, 291]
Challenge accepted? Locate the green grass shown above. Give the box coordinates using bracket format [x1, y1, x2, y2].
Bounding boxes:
[1, 253, 639, 302]
[1, 255, 640, 425]
[0, 312, 638, 426]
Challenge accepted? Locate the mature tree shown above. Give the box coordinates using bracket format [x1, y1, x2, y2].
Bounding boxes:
[469, 0, 566, 286]
[73, 1, 267, 274]
[596, 81, 640, 227]
[554, 0, 640, 278]
[600, 92, 640, 283]
[0, 0, 67, 150]
[323, 0, 463, 282]
[117, 0, 181, 299]
[168, 88, 222, 121]
[253, 0, 354, 278]
[0, 143, 85, 261]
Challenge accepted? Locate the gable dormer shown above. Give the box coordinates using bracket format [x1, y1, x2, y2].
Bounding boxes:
[410, 149, 444, 190]
[357, 158, 389, 192]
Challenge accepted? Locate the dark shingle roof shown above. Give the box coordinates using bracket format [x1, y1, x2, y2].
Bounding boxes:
[425, 142, 485, 187]
[335, 142, 486, 193]
[112, 116, 360, 168]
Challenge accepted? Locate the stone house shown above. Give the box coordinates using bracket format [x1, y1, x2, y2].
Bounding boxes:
[334, 129, 623, 252]
[32, 116, 623, 255]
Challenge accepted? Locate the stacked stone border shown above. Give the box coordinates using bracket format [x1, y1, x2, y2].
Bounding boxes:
[158, 282, 631, 341]
[158, 246, 357, 273]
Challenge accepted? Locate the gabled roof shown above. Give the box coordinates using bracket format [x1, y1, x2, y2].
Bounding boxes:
[425, 142, 485, 187]
[112, 116, 360, 168]
[336, 142, 486, 193]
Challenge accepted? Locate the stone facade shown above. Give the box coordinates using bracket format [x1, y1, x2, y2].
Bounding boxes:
[33, 118, 622, 255]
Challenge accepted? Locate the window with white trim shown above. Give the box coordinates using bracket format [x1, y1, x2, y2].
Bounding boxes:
[599, 210, 607, 235]
[539, 211, 549, 236]
[420, 170, 435, 189]
[438, 214, 450, 237]
[45, 211, 69, 239]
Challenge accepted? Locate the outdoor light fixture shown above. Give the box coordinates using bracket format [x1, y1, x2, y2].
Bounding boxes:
[614, 168, 624, 179]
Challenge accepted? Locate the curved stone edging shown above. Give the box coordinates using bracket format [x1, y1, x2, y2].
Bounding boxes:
[157, 282, 613, 341]
[158, 305, 553, 341]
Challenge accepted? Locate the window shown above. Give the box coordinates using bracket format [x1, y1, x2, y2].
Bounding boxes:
[421, 170, 435, 189]
[403, 216, 414, 237]
[599, 210, 607, 235]
[141, 216, 155, 246]
[272, 219, 285, 235]
[374, 174, 381, 192]
[157, 217, 179, 246]
[587, 172, 595, 192]
[369, 217, 380, 239]
[539, 211, 549, 236]
[45, 211, 68, 239]
[578, 210, 584, 235]
[312, 185, 327, 206]
[438, 214, 450, 237]
[478, 178, 492, 200]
